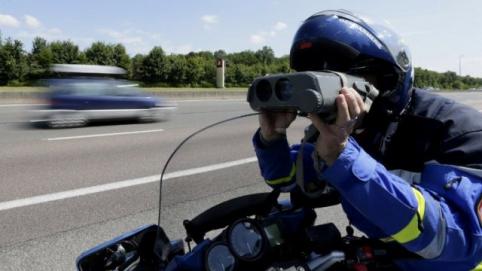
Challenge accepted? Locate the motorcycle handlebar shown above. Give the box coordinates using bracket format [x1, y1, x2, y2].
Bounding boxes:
[183, 190, 280, 243]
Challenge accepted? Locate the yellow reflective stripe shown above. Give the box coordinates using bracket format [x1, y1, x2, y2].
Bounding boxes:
[379, 236, 394, 243]
[471, 262, 482, 271]
[265, 164, 296, 186]
[391, 187, 426, 244]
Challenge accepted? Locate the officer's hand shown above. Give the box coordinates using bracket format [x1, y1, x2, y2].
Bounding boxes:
[309, 88, 366, 166]
[259, 110, 297, 142]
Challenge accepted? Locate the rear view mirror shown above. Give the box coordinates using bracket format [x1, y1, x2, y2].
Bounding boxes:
[76, 224, 171, 271]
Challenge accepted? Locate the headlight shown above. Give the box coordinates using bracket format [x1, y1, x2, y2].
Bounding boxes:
[205, 242, 236, 271]
[227, 219, 265, 262]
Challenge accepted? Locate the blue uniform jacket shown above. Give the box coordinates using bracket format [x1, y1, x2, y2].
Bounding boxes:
[253, 90, 482, 270]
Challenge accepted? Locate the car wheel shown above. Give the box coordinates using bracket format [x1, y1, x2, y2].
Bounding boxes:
[139, 109, 157, 123]
[47, 113, 66, 128]
[160, 109, 173, 121]
[47, 112, 87, 128]
[71, 113, 88, 127]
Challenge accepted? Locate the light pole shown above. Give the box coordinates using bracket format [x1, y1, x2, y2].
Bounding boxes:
[459, 55, 464, 76]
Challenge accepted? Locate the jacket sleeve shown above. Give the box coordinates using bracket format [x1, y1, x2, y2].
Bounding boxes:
[320, 137, 450, 260]
[253, 128, 296, 191]
[252, 129, 318, 192]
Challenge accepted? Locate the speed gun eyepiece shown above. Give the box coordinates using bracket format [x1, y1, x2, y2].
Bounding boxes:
[247, 71, 379, 121]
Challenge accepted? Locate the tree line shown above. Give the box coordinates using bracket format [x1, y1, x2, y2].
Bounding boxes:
[414, 68, 482, 90]
[1, 36, 481, 90]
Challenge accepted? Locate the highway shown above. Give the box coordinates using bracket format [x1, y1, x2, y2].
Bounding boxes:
[1, 92, 482, 270]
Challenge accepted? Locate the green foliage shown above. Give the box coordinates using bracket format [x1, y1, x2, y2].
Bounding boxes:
[414, 67, 482, 90]
[85, 42, 115, 66]
[28, 37, 52, 80]
[129, 54, 145, 81]
[112, 44, 130, 70]
[50, 40, 81, 64]
[166, 54, 188, 85]
[0, 38, 28, 84]
[255, 46, 275, 65]
[84, 42, 131, 70]
[142, 46, 169, 83]
[1, 32, 482, 89]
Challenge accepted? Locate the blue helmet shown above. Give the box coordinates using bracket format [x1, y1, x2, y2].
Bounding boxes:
[290, 10, 414, 115]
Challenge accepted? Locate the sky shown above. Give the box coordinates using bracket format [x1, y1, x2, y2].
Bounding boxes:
[1, 0, 481, 77]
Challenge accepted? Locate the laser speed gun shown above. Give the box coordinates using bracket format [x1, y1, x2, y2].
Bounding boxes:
[247, 71, 379, 122]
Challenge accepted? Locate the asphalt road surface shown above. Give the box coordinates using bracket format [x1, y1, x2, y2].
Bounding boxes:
[1, 92, 482, 270]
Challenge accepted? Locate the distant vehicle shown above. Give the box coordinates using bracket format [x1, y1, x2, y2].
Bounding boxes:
[32, 78, 176, 128]
[31, 65, 176, 128]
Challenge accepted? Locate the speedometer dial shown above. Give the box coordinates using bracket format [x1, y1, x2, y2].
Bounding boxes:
[228, 219, 264, 261]
[205, 242, 236, 271]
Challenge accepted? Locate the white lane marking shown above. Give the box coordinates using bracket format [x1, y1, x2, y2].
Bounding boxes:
[0, 157, 258, 212]
[44, 129, 165, 141]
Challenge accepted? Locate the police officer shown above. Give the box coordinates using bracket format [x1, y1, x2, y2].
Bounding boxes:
[254, 10, 482, 270]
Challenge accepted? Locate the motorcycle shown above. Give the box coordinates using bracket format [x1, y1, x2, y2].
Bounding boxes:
[75, 114, 419, 271]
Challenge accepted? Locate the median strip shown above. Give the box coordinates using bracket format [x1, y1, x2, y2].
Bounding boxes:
[44, 129, 165, 141]
[0, 157, 258, 212]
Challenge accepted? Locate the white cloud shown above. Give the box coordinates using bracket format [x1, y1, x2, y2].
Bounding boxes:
[98, 28, 144, 44]
[273, 21, 287, 31]
[201, 15, 218, 24]
[0, 14, 20, 28]
[201, 15, 219, 30]
[249, 21, 288, 45]
[250, 34, 265, 44]
[24, 15, 41, 29]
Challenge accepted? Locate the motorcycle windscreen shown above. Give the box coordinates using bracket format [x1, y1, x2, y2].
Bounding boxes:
[158, 113, 309, 240]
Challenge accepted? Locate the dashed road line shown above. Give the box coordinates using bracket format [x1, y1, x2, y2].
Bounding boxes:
[44, 129, 165, 141]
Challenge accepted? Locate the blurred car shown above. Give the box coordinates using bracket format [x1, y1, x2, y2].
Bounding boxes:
[31, 78, 176, 128]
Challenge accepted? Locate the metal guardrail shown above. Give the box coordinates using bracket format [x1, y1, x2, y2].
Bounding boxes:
[0, 90, 248, 104]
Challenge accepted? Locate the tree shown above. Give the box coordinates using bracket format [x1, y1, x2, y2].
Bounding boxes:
[129, 54, 145, 81]
[28, 37, 53, 79]
[255, 46, 275, 65]
[0, 38, 28, 85]
[50, 40, 81, 64]
[85, 41, 115, 66]
[168, 54, 188, 85]
[200, 59, 216, 87]
[112, 44, 130, 70]
[142, 46, 169, 83]
[77, 52, 88, 64]
[185, 55, 205, 86]
[227, 50, 258, 66]
[214, 49, 226, 60]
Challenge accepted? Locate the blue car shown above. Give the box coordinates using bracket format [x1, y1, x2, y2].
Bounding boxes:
[32, 78, 176, 128]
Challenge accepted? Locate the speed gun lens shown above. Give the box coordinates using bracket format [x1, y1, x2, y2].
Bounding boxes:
[275, 79, 293, 101]
[255, 79, 272, 102]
